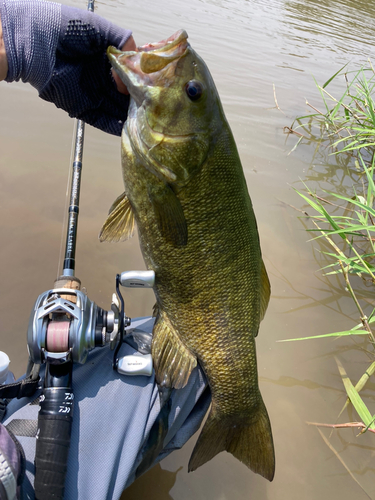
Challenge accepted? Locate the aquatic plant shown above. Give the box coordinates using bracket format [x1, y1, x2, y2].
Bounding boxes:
[283, 61, 375, 496]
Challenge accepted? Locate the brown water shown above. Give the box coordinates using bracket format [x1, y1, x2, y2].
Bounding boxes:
[1, 0, 375, 498]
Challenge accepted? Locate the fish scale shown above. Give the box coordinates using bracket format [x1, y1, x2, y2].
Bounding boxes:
[100, 29, 275, 481]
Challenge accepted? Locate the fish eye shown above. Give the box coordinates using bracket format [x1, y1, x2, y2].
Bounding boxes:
[185, 80, 203, 101]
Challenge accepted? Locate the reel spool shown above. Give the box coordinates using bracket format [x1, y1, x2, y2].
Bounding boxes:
[46, 320, 70, 352]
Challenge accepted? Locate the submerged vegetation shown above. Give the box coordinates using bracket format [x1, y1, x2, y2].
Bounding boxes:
[285, 61, 375, 493]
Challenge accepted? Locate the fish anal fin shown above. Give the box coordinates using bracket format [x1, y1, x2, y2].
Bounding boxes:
[189, 399, 275, 481]
[148, 184, 188, 247]
[259, 259, 271, 326]
[152, 313, 197, 389]
[99, 192, 135, 243]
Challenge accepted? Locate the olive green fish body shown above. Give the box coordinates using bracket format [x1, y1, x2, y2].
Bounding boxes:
[125, 128, 260, 391]
[101, 31, 275, 480]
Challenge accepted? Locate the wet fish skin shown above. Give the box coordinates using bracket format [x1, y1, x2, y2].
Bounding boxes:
[101, 30, 275, 481]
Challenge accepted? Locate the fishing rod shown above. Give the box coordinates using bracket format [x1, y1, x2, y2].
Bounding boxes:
[20, 1, 155, 497]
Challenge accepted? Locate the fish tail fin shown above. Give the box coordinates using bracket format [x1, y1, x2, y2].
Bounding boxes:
[188, 399, 275, 481]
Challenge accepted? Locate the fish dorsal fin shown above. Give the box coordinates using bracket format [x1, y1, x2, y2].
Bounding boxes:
[99, 192, 135, 242]
[260, 259, 271, 323]
[152, 312, 197, 389]
[148, 184, 188, 247]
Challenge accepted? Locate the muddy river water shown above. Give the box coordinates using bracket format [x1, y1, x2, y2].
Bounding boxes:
[1, 0, 375, 498]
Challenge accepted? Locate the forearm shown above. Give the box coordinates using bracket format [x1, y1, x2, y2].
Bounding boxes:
[0, 12, 8, 80]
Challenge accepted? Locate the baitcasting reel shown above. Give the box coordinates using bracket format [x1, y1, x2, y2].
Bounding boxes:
[27, 269, 156, 500]
[27, 270, 156, 376]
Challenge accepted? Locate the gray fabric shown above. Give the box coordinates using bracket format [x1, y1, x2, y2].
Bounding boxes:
[0, 0, 133, 135]
[5, 422, 37, 439]
[0, 447, 17, 500]
[3, 318, 211, 500]
[0, 424, 22, 500]
[0, 0, 61, 87]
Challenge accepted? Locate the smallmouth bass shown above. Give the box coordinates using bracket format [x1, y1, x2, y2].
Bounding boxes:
[100, 30, 275, 481]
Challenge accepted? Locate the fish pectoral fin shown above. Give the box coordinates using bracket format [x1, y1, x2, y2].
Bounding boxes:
[148, 184, 188, 247]
[99, 192, 135, 243]
[189, 398, 275, 481]
[152, 312, 197, 389]
[257, 260, 271, 333]
[108, 191, 129, 214]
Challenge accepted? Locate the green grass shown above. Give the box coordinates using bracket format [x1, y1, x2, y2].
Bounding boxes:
[285, 61, 375, 440]
[289, 63, 375, 159]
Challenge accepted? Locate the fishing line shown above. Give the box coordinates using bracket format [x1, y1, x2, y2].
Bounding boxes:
[57, 123, 77, 279]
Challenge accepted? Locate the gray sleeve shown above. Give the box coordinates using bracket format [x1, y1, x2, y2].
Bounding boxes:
[0, 0, 62, 87]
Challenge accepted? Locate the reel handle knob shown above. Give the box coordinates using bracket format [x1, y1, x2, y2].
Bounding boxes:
[117, 353, 153, 377]
[119, 270, 155, 288]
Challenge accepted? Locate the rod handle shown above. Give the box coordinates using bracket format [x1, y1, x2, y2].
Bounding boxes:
[34, 387, 73, 500]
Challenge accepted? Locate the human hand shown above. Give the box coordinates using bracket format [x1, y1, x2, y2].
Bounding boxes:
[0, 0, 134, 135]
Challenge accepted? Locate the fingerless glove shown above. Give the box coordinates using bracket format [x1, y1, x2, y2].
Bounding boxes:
[0, 0, 133, 135]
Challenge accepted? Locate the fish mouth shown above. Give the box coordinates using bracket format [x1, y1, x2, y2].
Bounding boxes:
[107, 30, 189, 95]
[108, 30, 192, 182]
